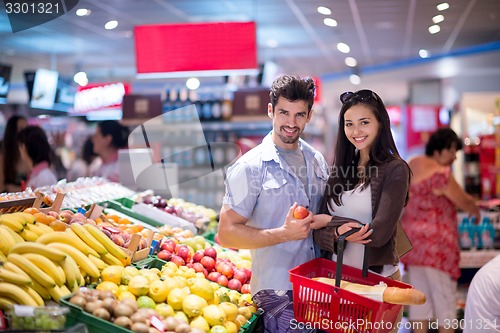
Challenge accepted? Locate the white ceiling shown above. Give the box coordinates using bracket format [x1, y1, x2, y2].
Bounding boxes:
[0, 0, 499, 83]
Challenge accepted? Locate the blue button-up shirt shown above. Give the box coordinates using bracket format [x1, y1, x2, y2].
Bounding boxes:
[223, 132, 329, 294]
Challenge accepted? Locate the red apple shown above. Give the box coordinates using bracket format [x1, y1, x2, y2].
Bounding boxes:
[204, 247, 217, 259]
[161, 239, 176, 253]
[170, 255, 185, 267]
[158, 250, 172, 261]
[232, 269, 248, 284]
[192, 262, 205, 273]
[220, 264, 234, 279]
[192, 251, 205, 263]
[217, 275, 229, 287]
[200, 256, 216, 271]
[241, 284, 251, 294]
[293, 206, 309, 219]
[186, 262, 193, 268]
[176, 245, 191, 262]
[227, 278, 242, 292]
[242, 268, 252, 281]
[207, 271, 221, 282]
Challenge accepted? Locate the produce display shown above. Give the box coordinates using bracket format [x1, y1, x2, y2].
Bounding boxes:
[0, 193, 260, 333]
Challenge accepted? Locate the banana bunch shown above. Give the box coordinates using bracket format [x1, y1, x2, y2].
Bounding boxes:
[0, 243, 80, 309]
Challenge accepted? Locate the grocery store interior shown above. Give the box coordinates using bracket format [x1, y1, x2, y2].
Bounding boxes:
[0, 0, 500, 332]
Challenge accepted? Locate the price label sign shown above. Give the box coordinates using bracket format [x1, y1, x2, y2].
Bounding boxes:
[2, 0, 79, 32]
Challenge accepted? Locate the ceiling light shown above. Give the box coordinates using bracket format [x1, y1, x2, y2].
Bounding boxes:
[317, 6, 332, 15]
[73, 72, 88, 86]
[419, 49, 430, 58]
[323, 18, 337, 27]
[76, 8, 91, 16]
[349, 74, 361, 85]
[337, 43, 350, 53]
[437, 3, 449, 11]
[432, 15, 444, 24]
[105, 20, 118, 30]
[345, 57, 357, 67]
[186, 78, 200, 90]
[428, 25, 441, 34]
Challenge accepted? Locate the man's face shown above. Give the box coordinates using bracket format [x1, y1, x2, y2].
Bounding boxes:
[268, 97, 312, 149]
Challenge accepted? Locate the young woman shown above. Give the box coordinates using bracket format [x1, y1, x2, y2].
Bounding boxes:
[91, 120, 129, 182]
[312, 89, 411, 279]
[0, 115, 29, 192]
[17, 125, 58, 189]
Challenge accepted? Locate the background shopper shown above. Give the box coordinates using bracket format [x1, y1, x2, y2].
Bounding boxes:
[463, 254, 500, 333]
[91, 120, 129, 182]
[17, 125, 58, 189]
[218, 75, 329, 333]
[312, 89, 411, 280]
[0, 115, 28, 192]
[401, 127, 480, 333]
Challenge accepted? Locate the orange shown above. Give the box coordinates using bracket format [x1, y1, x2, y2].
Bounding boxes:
[33, 212, 50, 225]
[118, 218, 131, 225]
[23, 207, 40, 215]
[101, 265, 124, 284]
[96, 281, 119, 294]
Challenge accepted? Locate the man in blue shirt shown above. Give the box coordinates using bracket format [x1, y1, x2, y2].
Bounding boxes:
[218, 75, 329, 332]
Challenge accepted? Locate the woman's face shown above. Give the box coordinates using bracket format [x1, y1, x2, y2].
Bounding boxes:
[434, 144, 458, 166]
[344, 104, 380, 154]
[91, 127, 110, 155]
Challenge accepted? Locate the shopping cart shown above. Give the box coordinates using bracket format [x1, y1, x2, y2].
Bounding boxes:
[289, 228, 413, 333]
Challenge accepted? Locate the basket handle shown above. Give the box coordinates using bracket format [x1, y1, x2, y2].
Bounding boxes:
[335, 227, 369, 287]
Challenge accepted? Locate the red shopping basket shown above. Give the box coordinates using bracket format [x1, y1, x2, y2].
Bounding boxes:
[289, 229, 413, 333]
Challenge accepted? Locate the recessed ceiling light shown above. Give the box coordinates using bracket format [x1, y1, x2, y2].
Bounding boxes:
[323, 18, 337, 27]
[105, 20, 118, 30]
[419, 49, 430, 58]
[345, 57, 357, 67]
[437, 3, 449, 11]
[432, 15, 444, 24]
[76, 8, 91, 16]
[317, 6, 332, 15]
[186, 78, 200, 90]
[337, 43, 350, 53]
[428, 25, 441, 34]
[74, 72, 88, 86]
[349, 74, 361, 85]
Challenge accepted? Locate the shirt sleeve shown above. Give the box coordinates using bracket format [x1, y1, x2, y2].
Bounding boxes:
[222, 162, 260, 219]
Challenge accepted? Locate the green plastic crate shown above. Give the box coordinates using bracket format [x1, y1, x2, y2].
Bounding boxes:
[239, 308, 263, 333]
[132, 256, 167, 270]
[96, 199, 165, 228]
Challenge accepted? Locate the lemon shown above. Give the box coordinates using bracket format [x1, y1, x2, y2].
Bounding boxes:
[238, 306, 253, 320]
[128, 275, 150, 297]
[121, 266, 140, 285]
[96, 281, 119, 294]
[167, 287, 190, 310]
[148, 280, 170, 303]
[155, 303, 175, 318]
[190, 316, 210, 332]
[182, 294, 208, 317]
[235, 314, 248, 329]
[137, 295, 156, 309]
[174, 311, 189, 324]
[189, 278, 215, 302]
[101, 265, 124, 284]
[210, 325, 228, 333]
[223, 321, 238, 333]
[202, 304, 227, 327]
[219, 302, 238, 322]
[118, 291, 136, 301]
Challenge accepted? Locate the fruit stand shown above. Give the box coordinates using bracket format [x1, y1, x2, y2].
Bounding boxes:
[0, 178, 260, 333]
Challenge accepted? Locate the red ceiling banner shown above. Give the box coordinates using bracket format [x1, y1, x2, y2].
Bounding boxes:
[134, 22, 258, 77]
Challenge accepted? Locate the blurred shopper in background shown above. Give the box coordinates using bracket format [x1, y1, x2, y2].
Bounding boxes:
[312, 90, 411, 280]
[463, 254, 500, 333]
[66, 136, 98, 181]
[0, 115, 29, 192]
[218, 75, 328, 332]
[91, 120, 129, 182]
[17, 125, 58, 189]
[401, 128, 480, 333]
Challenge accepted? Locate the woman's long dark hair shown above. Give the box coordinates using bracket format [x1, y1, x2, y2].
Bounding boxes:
[98, 120, 129, 149]
[17, 126, 52, 166]
[326, 90, 408, 206]
[3, 115, 26, 184]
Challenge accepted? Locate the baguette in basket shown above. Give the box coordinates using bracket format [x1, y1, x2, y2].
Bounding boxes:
[313, 277, 426, 305]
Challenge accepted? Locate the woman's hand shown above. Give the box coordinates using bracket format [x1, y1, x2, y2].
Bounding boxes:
[338, 222, 373, 244]
[310, 214, 332, 230]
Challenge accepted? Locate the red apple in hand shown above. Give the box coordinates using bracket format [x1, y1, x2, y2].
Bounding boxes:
[293, 205, 309, 219]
